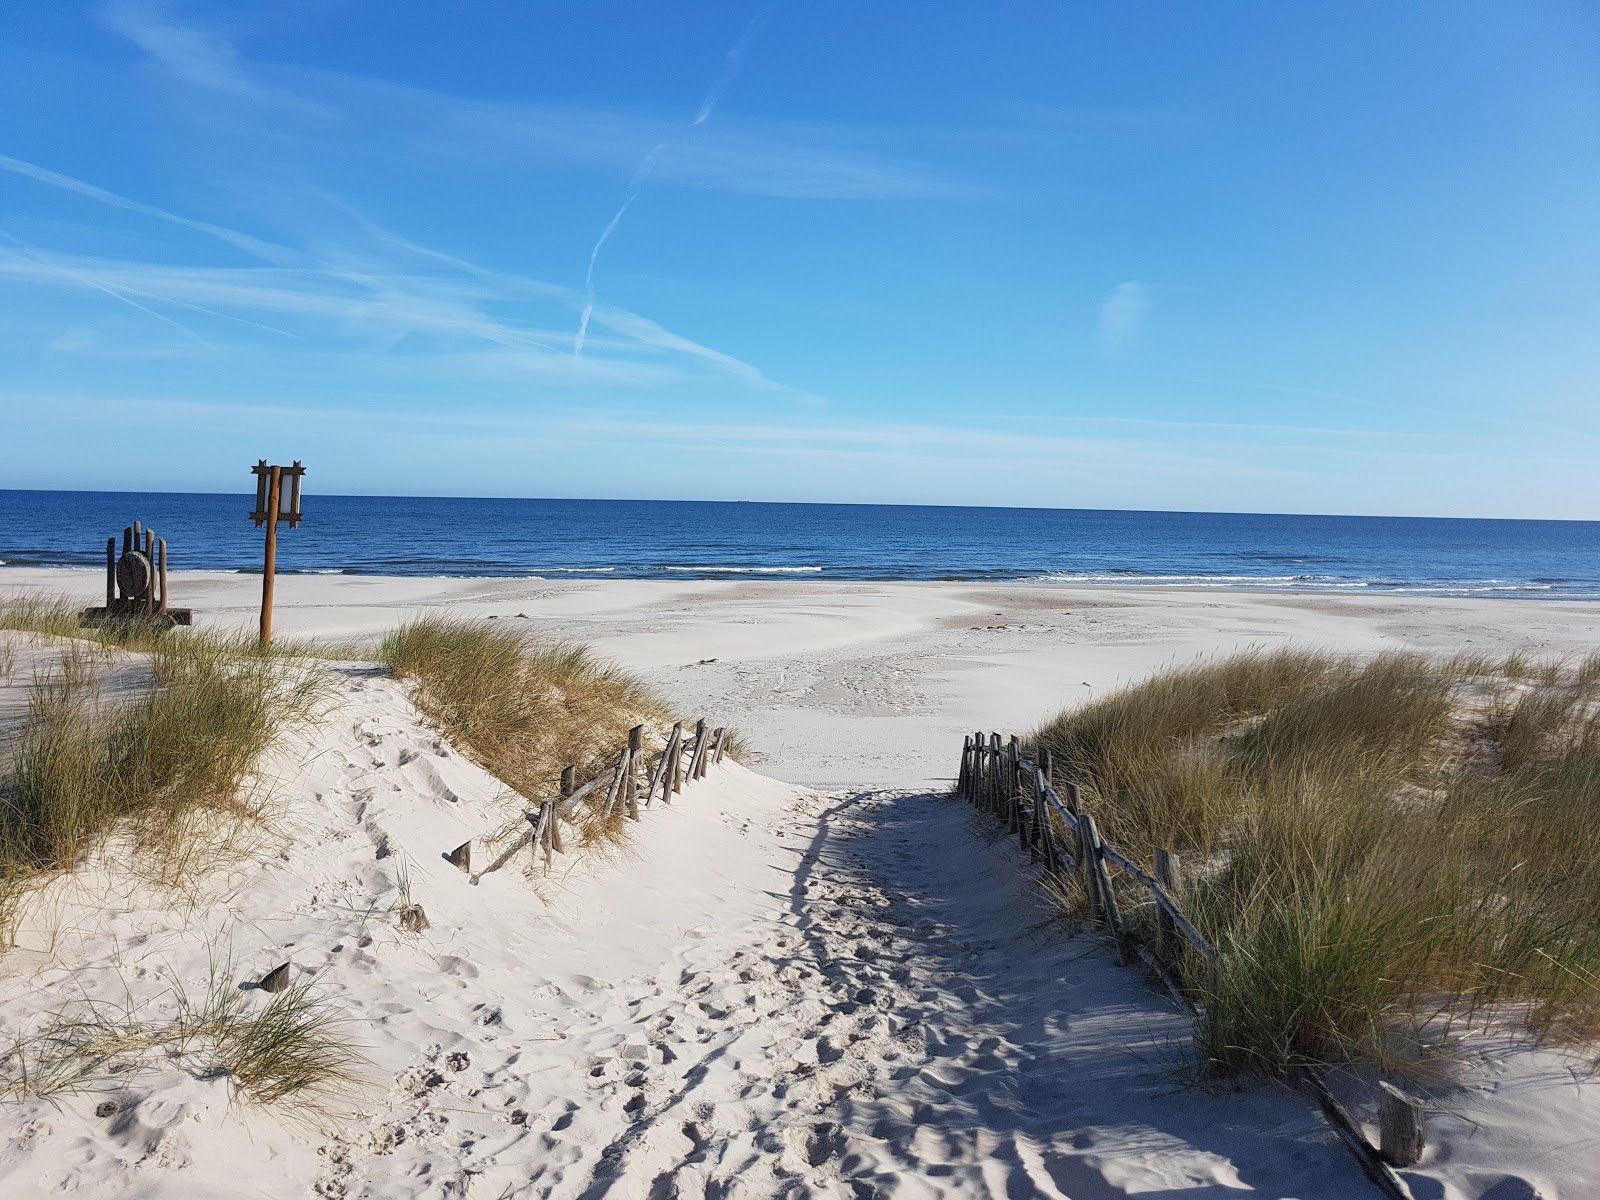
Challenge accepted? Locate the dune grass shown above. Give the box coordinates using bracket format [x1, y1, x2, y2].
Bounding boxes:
[379, 616, 681, 846]
[1, 966, 357, 1107]
[1032, 647, 1600, 1075]
[0, 631, 321, 937]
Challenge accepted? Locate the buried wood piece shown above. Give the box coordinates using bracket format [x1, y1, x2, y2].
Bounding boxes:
[257, 962, 291, 993]
[1379, 1083, 1425, 1167]
[446, 841, 472, 872]
[399, 904, 430, 933]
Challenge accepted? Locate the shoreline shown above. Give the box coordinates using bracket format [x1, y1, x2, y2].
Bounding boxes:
[2, 564, 1594, 601]
[6, 567, 1596, 788]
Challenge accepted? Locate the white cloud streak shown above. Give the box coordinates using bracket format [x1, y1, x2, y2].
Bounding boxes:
[100, 0, 259, 97]
[0, 153, 298, 264]
[576, 4, 775, 356]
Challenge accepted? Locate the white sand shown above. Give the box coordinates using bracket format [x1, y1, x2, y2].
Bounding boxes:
[2, 570, 1598, 1197]
[5, 568, 1597, 787]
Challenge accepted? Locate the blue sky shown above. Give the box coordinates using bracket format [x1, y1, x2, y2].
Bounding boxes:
[2, 2, 1598, 517]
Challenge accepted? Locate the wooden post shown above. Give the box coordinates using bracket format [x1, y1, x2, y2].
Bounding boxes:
[1035, 767, 1059, 874]
[626, 726, 643, 817]
[1067, 783, 1095, 916]
[157, 538, 169, 616]
[691, 719, 708, 780]
[143, 528, 156, 614]
[988, 733, 1001, 812]
[538, 800, 555, 867]
[668, 722, 684, 798]
[1040, 746, 1054, 791]
[447, 841, 471, 871]
[1154, 848, 1181, 962]
[260, 465, 282, 650]
[1379, 1083, 1425, 1167]
[105, 537, 116, 608]
[1084, 814, 1129, 962]
[554, 769, 575, 852]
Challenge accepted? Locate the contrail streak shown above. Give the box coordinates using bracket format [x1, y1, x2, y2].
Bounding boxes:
[0, 231, 212, 346]
[574, 5, 774, 356]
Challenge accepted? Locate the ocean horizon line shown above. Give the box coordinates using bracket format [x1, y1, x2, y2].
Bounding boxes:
[2, 487, 1595, 527]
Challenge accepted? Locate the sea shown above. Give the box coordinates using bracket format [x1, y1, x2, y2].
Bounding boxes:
[2, 490, 1598, 600]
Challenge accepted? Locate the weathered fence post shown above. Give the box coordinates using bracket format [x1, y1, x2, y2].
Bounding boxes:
[1379, 1083, 1425, 1167]
[668, 722, 684, 798]
[537, 800, 555, 868]
[988, 733, 1002, 813]
[691, 719, 708, 779]
[623, 726, 643, 817]
[1083, 813, 1129, 962]
[1154, 848, 1181, 962]
[1064, 782, 1094, 915]
[1007, 735, 1022, 832]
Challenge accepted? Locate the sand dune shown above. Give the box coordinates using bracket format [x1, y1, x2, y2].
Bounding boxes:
[2, 573, 1599, 1196]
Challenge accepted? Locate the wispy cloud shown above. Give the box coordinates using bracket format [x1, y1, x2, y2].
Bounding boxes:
[98, 4, 964, 203]
[1097, 280, 1150, 352]
[577, 3, 775, 354]
[0, 153, 298, 264]
[100, 0, 260, 97]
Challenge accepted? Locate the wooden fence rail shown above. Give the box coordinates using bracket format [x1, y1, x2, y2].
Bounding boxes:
[955, 731, 1420, 1199]
[463, 718, 730, 884]
[957, 731, 1214, 964]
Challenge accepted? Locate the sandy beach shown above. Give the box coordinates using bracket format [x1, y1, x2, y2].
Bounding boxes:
[2, 569, 1599, 1198]
[5, 568, 1598, 788]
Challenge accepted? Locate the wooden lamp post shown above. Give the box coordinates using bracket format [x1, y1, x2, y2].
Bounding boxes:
[250, 460, 305, 650]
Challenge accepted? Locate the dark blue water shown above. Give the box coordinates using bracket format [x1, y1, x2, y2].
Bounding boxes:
[2, 490, 1598, 599]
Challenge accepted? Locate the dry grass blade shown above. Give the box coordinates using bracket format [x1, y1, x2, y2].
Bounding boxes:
[0, 631, 323, 936]
[380, 616, 686, 856]
[380, 616, 675, 799]
[0, 968, 359, 1108]
[1027, 643, 1600, 1077]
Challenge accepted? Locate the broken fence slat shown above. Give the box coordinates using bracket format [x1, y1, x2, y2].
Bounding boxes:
[257, 962, 291, 993]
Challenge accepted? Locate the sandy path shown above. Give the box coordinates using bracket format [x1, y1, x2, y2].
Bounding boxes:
[534, 787, 1371, 1200]
[0, 657, 1376, 1199]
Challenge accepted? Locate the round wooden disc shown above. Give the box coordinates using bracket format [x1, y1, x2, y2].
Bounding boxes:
[116, 550, 153, 598]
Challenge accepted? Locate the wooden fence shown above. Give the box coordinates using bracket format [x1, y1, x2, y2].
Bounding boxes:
[454, 718, 731, 884]
[956, 731, 1210, 984]
[956, 731, 1423, 1196]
